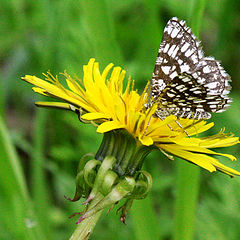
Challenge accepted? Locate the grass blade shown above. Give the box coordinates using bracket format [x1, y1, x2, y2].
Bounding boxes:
[132, 194, 160, 240]
[79, 0, 124, 66]
[31, 108, 52, 237]
[174, 161, 200, 240]
[0, 116, 46, 239]
[174, 1, 206, 239]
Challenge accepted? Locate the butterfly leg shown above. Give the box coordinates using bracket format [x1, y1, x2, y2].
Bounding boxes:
[167, 121, 189, 137]
[167, 124, 174, 131]
[157, 114, 174, 131]
[175, 120, 190, 137]
[143, 115, 153, 136]
[184, 119, 203, 135]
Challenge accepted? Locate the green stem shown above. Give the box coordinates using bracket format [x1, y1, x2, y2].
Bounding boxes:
[174, 1, 206, 240]
[70, 193, 105, 240]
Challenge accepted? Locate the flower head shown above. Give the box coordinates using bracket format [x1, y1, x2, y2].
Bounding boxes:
[22, 58, 240, 177]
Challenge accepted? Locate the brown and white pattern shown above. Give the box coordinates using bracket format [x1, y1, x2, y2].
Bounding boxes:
[151, 17, 232, 120]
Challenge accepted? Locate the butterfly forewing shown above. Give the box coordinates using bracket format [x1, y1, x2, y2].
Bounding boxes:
[151, 17, 232, 120]
[152, 18, 203, 96]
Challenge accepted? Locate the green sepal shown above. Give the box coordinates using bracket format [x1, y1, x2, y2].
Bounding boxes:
[100, 170, 118, 195]
[129, 170, 153, 199]
[83, 160, 101, 187]
[88, 156, 117, 200]
[117, 199, 133, 224]
[78, 153, 95, 173]
[71, 171, 85, 201]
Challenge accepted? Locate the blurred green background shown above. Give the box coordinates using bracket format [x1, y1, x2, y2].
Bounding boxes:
[1, 0, 240, 239]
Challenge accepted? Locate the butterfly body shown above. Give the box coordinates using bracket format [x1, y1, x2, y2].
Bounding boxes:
[151, 17, 231, 120]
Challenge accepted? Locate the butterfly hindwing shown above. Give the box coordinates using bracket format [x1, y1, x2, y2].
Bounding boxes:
[156, 74, 231, 119]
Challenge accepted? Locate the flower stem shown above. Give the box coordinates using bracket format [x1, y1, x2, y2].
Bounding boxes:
[70, 130, 155, 239]
[70, 193, 105, 240]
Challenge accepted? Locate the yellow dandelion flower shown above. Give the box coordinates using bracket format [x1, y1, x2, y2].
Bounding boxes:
[22, 58, 240, 177]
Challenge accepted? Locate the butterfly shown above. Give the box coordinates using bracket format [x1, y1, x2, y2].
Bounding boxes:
[151, 17, 232, 120]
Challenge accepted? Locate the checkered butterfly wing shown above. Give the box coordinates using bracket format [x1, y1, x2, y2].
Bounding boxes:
[151, 17, 232, 120]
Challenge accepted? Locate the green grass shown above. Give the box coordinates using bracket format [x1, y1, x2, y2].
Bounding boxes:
[1, 0, 240, 239]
